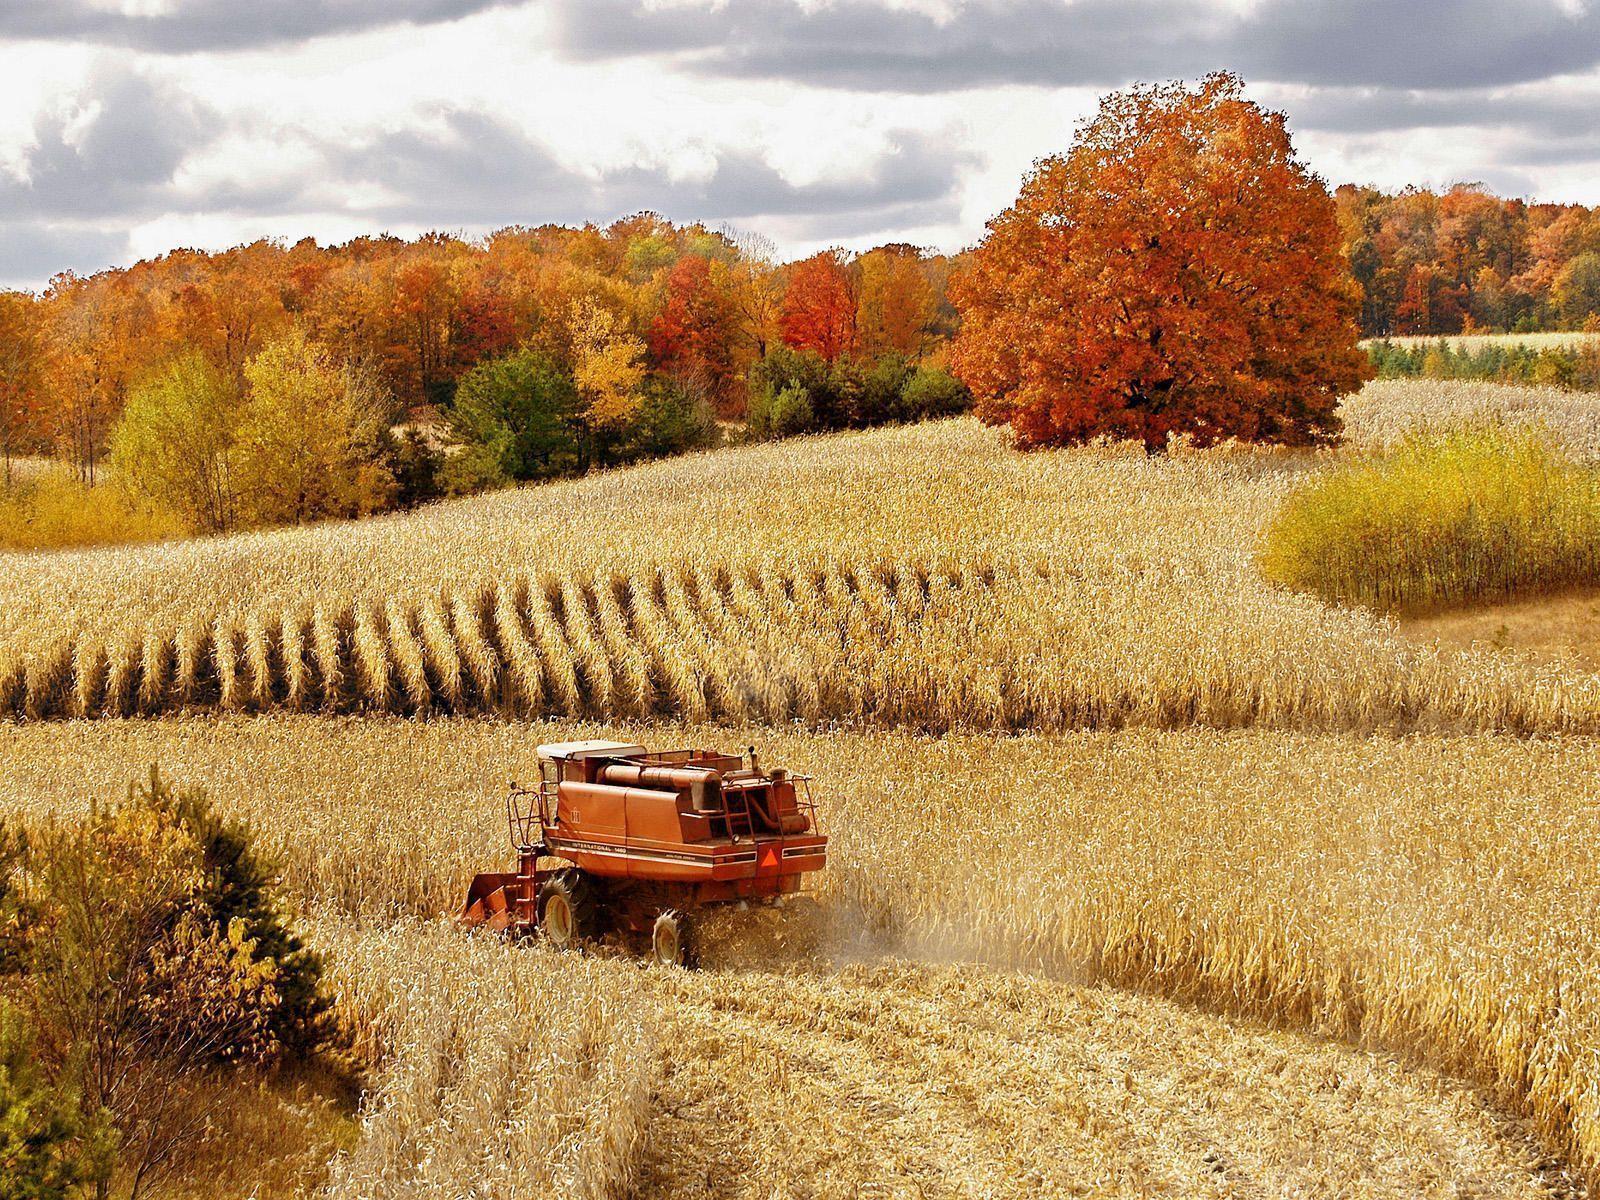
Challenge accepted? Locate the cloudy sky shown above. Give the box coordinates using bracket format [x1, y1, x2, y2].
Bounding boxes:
[0, 0, 1597, 289]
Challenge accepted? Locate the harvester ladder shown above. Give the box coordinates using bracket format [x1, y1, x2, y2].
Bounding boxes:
[514, 849, 540, 926]
[725, 785, 757, 840]
[538, 777, 561, 833]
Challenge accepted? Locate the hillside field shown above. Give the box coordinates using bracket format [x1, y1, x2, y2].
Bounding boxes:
[1374, 332, 1600, 352]
[7, 377, 1600, 1196]
[2, 716, 1593, 1199]
[9, 380, 1600, 736]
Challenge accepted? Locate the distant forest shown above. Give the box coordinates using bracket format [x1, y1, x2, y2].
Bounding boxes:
[0, 183, 1597, 490]
[1335, 183, 1600, 336]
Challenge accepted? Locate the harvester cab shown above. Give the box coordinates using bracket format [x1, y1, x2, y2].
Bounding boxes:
[460, 740, 826, 966]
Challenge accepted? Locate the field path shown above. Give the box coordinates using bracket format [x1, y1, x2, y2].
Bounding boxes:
[631, 949, 1573, 1199]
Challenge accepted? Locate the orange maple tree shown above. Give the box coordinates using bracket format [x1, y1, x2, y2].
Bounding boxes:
[952, 73, 1371, 451]
[779, 250, 856, 361]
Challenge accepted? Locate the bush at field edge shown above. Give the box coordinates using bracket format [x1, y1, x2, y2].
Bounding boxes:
[0, 474, 187, 552]
[1261, 424, 1600, 612]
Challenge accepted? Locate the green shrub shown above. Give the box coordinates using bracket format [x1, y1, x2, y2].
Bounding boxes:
[447, 348, 581, 485]
[383, 426, 445, 507]
[1261, 425, 1600, 612]
[612, 377, 723, 463]
[749, 346, 833, 431]
[0, 1005, 112, 1200]
[746, 382, 815, 440]
[899, 366, 972, 420]
[746, 348, 972, 439]
[853, 353, 915, 426]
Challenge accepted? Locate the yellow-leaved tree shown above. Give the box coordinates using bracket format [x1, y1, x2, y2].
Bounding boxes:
[236, 329, 396, 525]
[568, 298, 645, 471]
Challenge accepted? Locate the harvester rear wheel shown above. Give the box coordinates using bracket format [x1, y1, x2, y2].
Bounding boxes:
[650, 909, 697, 968]
[539, 870, 600, 950]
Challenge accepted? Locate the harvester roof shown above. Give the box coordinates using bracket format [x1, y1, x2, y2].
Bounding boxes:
[536, 740, 647, 762]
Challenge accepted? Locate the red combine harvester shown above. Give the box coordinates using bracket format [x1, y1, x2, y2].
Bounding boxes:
[460, 740, 827, 965]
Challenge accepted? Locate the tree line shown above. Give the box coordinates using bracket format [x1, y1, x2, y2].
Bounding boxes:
[1336, 183, 1600, 336]
[1367, 338, 1600, 391]
[0, 219, 968, 536]
[3, 78, 1600, 538]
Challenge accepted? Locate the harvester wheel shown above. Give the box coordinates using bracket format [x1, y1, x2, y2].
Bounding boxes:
[538, 870, 599, 950]
[650, 909, 697, 968]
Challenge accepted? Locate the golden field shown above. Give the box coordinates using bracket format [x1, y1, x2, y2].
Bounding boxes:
[10, 377, 1600, 1195]
[0, 715, 1590, 1198]
[8, 382, 1600, 735]
[1342, 378, 1600, 460]
[1374, 332, 1600, 353]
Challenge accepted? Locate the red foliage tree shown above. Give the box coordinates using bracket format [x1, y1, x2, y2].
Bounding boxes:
[779, 250, 856, 361]
[648, 254, 741, 415]
[952, 73, 1371, 451]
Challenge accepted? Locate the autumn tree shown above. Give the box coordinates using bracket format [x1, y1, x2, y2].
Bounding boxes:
[1554, 253, 1600, 327]
[779, 251, 857, 361]
[42, 273, 151, 484]
[855, 244, 935, 357]
[0, 291, 46, 488]
[173, 242, 290, 381]
[648, 255, 741, 416]
[110, 355, 242, 533]
[392, 242, 461, 405]
[235, 329, 396, 525]
[953, 74, 1371, 451]
[449, 262, 519, 376]
[569, 298, 646, 470]
[723, 228, 784, 359]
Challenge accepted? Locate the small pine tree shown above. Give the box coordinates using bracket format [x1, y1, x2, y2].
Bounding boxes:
[131, 767, 330, 1059]
[0, 1006, 114, 1200]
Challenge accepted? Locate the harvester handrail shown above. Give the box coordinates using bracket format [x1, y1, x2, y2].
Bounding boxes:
[506, 784, 541, 850]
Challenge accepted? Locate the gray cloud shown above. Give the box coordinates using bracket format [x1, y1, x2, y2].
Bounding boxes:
[1288, 89, 1579, 135]
[1281, 85, 1600, 171]
[0, 222, 129, 288]
[548, 0, 1600, 93]
[1500, 132, 1600, 169]
[0, 84, 974, 284]
[0, 66, 221, 223]
[0, 0, 519, 53]
[326, 109, 974, 229]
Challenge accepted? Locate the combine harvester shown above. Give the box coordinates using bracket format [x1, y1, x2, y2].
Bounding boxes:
[461, 740, 827, 965]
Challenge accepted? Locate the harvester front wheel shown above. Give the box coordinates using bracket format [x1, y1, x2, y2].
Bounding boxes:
[650, 909, 697, 968]
[539, 870, 600, 950]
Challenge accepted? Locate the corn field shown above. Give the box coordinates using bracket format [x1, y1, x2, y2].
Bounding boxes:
[7, 404, 1600, 734]
[1342, 378, 1600, 461]
[0, 716, 1584, 1197]
[311, 919, 653, 1200]
[9, 380, 1600, 1195]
